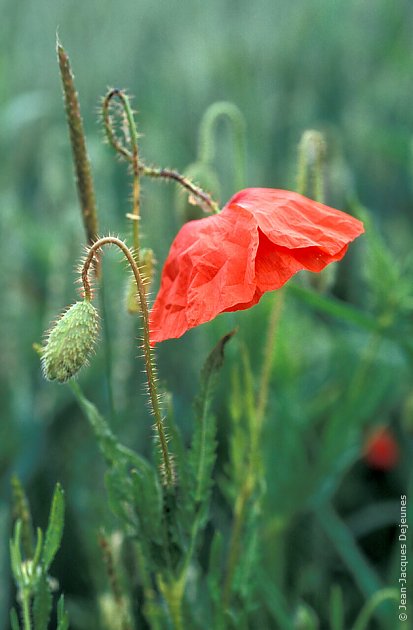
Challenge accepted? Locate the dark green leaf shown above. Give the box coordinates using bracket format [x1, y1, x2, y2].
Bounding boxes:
[33, 573, 52, 630]
[105, 466, 139, 534]
[56, 595, 70, 630]
[130, 464, 163, 543]
[9, 520, 23, 585]
[207, 531, 223, 608]
[42, 483, 64, 571]
[189, 331, 235, 511]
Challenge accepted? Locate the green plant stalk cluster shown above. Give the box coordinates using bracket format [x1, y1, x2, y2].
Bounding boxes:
[9, 480, 69, 630]
[11, 41, 409, 630]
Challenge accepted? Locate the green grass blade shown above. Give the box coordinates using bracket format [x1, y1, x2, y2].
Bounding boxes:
[56, 595, 70, 630]
[42, 483, 64, 572]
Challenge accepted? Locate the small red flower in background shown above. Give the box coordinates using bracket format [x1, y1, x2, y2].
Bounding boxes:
[363, 426, 399, 471]
[150, 188, 364, 344]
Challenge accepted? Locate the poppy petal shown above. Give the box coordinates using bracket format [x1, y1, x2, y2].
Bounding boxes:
[230, 188, 364, 254]
[150, 205, 259, 343]
[150, 188, 364, 344]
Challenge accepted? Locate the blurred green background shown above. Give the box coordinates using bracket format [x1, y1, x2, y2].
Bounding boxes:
[1, 0, 413, 628]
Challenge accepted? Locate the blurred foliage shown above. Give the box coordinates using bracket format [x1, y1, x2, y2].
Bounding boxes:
[1, 1, 413, 628]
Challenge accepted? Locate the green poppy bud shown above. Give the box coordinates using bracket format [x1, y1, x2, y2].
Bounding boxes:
[42, 300, 99, 382]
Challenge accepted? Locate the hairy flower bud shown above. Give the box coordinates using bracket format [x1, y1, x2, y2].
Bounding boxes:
[42, 300, 99, 382]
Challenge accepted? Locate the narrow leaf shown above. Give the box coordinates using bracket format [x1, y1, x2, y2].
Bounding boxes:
[207, 531, 223, 608]
[33, 573, 52, 630]
[315, 503, 394, 627]
[11, 475, 35, 559]
[131, 466, 163, 544]
[189, 330, 235, 508]
[42, 483, 64, 571]
[9, 520, 23, 585]
[105, 467, 139, 534]
[56, 595, 70, 630]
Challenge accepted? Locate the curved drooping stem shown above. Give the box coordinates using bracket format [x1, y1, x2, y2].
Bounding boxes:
[198, 101, 247, 192]
[296, 129, 326, 203]
[82, 236, 174, 487]
[102, 89, 220, 215]
[102, 89, 141, 252]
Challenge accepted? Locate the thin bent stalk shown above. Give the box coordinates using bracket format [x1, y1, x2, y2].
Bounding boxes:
[81, 237, 174, 487]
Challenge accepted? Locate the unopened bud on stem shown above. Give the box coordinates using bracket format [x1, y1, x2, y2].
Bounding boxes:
[42, 300, 99, 383]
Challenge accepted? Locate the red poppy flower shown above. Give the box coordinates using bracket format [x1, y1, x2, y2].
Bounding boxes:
[149, 188, 364, 344]
[363, 426, 399, 471]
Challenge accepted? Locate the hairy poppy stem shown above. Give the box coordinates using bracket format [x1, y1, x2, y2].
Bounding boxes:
[102, 89, 220, 215]
[102, 90, 141, 252]
[82, 237, 174, 487]
[139, 164, 220, 214]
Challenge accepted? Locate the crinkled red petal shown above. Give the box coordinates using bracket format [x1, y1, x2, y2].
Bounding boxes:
[150, 188, 364, 344]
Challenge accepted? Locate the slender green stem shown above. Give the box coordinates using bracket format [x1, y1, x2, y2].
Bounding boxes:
[315, 503, 393, 628]
[134, 542, 163, 630]
[21, 591, 31, 630]
[221, 292, 285, 619]
[296, 129, 326, 202]
[198, 101, 247, 191]
[98, 533, 133, 630]
[221, 476, 254, 610]
[351, 589, 398, 630]
[256, 290, 285, 430]
[82, 237, 174, 486]
[158, 579, 185, 630]
[98, 281, 116, 421]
